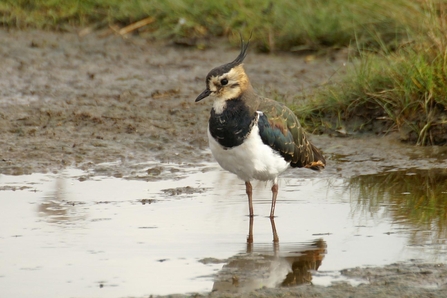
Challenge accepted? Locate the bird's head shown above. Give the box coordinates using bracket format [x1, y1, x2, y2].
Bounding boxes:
[195, 37, 251, 104]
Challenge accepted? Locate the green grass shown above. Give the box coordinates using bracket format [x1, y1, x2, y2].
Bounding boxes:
[296, 1, 447, 145]
[0, 0, 422, 52]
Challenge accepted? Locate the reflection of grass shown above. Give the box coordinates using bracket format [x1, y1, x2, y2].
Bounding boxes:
[349, 169, 447, 243]
[1, 0, 420, 52]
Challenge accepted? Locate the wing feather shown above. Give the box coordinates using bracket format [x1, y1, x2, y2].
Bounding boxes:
[257, 98, 326, 170]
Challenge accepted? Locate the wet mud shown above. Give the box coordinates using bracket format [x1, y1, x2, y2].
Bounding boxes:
[1, 29, 447, 297]
[0, 29, 335, 177]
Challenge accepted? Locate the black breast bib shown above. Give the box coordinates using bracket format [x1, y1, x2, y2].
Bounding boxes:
[209, 99, 256, 148]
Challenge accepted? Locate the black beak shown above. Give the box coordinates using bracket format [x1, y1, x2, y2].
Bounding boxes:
[195, 89, 211, 102]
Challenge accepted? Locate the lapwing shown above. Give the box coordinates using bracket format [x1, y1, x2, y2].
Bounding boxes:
[195, 37, 326, 218]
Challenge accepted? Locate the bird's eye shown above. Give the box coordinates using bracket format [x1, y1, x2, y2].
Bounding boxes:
[220, 78, 228, 86]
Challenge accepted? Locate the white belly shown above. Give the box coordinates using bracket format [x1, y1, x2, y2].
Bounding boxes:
[208, 125, 289, 182]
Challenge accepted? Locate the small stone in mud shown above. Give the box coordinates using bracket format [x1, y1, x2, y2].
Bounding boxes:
[170, 168, 180, 173]
[147, 167, 162, 176]
[140, 199, 156, 205]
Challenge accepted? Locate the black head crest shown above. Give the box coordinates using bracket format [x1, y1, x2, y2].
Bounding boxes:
[231, 33, 251, 67]
[205, 33, 252, 80]
[195, 33, 252, 102]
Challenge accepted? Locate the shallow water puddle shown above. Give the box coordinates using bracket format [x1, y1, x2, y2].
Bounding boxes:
[1, 165, 446, 297]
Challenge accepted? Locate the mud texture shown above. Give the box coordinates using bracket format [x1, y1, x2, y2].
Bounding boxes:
[0, 28, 336, 178]
[1, 29, 447, 297]
[154, 262, 447, 298]
[205, 261, 447, 298]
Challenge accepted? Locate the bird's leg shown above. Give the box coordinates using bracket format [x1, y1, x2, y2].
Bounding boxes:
[270, 217, 279, 243]
[247, 215, 254, 248]
[245, 181, 254, 217]
[270, 182, 278, 218]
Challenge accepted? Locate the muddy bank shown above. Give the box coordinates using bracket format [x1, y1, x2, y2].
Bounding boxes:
[161, 261, 447, 298]
[1, 29, 447, 297]
[2, 29, 446, 178]
[0, 29, 338, 177]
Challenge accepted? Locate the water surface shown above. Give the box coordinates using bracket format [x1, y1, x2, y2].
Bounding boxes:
[1, 165, 446, 297]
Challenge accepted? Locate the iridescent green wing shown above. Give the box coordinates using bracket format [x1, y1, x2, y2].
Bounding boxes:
[257, 98, 325, 170]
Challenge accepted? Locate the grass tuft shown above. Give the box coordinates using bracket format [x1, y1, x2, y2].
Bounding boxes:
[296, 2, 447, 145]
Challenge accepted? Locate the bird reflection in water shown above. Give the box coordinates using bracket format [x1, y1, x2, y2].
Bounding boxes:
[212, 217, 326, 293]
[280, 239, 326, 287]
[38, 176, 86, 224]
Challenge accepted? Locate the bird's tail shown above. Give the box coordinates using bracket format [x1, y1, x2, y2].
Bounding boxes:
[304, 142, 326, 171]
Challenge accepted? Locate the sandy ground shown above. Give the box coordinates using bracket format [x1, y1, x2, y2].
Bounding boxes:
[1, 29, 447, 297]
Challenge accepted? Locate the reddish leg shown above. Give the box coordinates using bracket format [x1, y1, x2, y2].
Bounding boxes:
[270, 217, 279, 243]
[270, 183, 278, 218]
[245, 181, 254, 217]
[247, 215, 254, 247]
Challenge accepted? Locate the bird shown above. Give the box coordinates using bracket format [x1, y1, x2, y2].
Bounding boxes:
[195, 36, 326, 219]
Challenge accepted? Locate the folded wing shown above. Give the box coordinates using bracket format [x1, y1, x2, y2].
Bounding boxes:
[257, 98, 326, 171]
